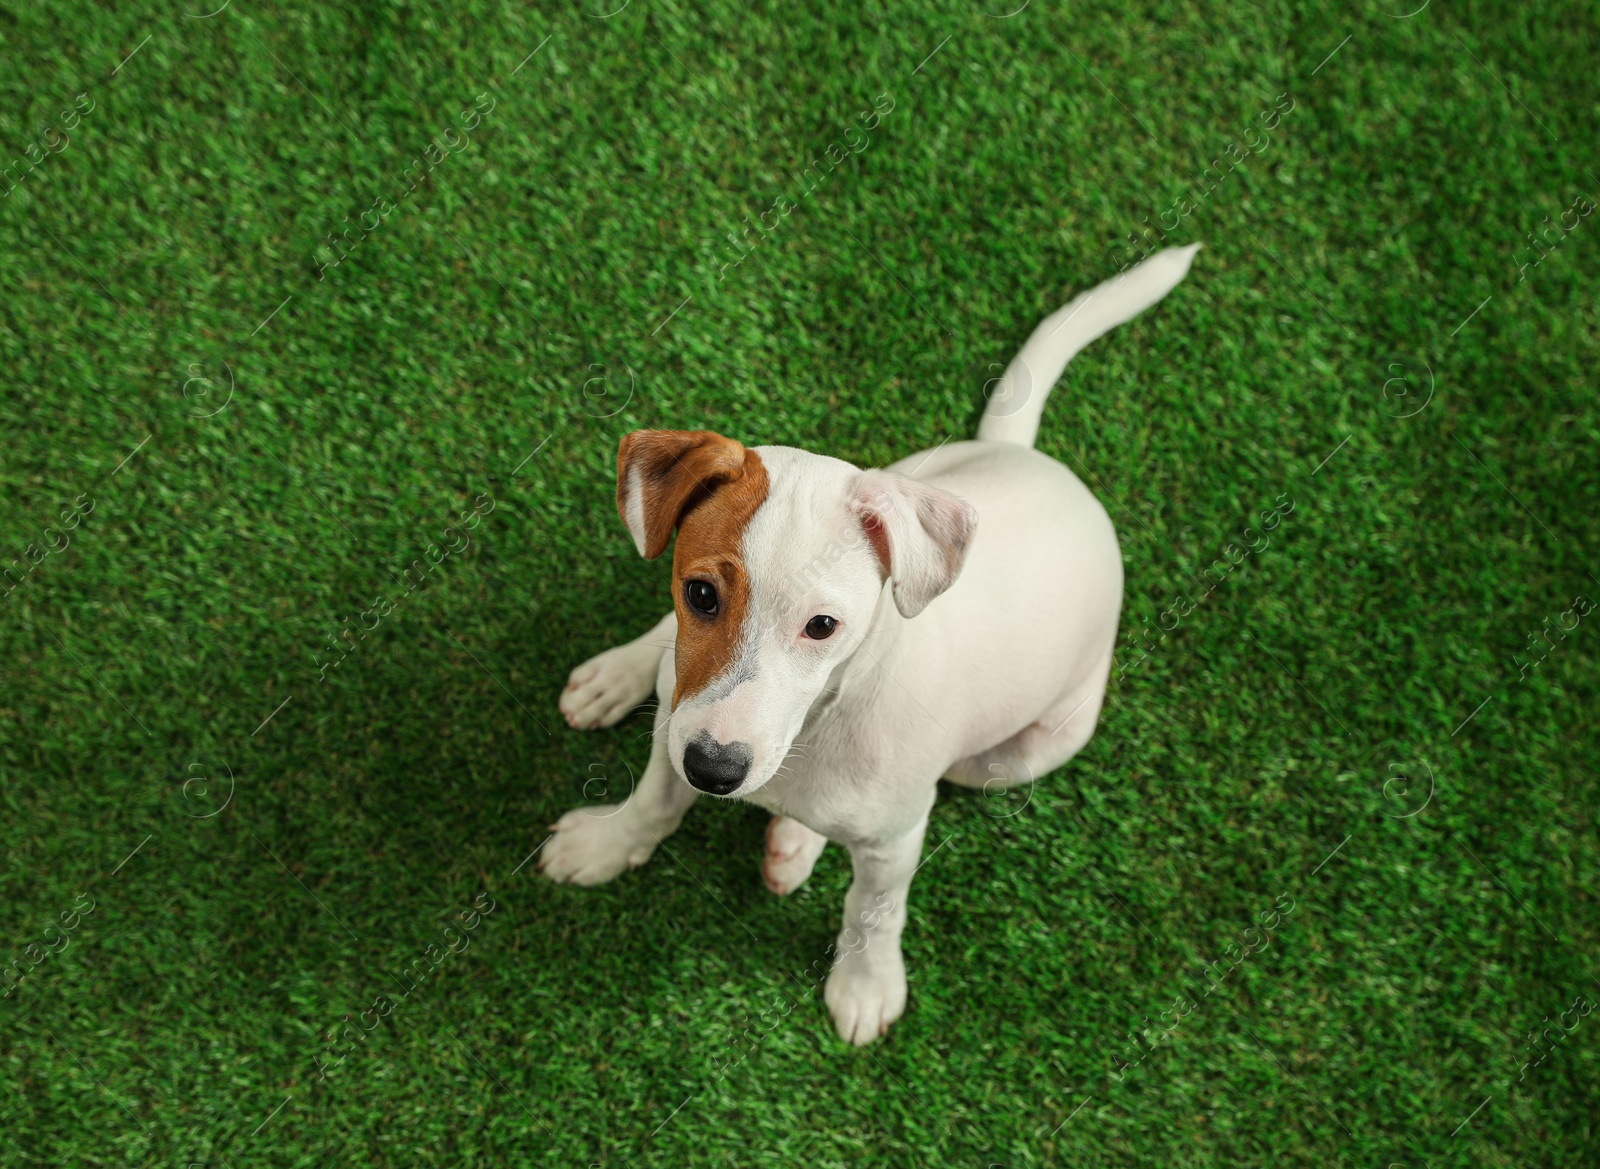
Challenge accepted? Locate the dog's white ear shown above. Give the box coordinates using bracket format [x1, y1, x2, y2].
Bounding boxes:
[616, 430, 749, 559]
[850, 470, 978, 618]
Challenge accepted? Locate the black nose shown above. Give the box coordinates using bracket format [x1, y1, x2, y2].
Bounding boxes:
[681, 733, 752, 795]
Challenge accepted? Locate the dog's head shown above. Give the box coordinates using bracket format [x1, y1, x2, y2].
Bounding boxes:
[617, 429, 977, 798]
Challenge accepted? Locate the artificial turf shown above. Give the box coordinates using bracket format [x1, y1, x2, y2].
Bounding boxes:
[2, 0, 1597, 1164]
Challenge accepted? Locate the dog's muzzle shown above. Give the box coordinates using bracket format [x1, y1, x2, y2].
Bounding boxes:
[681, 732, 752, 795]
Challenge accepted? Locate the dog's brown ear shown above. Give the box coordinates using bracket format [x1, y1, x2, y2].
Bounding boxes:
[617, 430, 749, 558]
[850, 470, 979, 618]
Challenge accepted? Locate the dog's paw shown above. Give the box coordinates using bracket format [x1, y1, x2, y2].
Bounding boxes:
[560, 642, 659, 730]
[537, 806, 658, 885]
[824, 946, 908, 1046]
[762, 816, 828, 895]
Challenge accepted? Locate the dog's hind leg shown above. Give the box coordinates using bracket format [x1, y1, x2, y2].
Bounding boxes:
[944, 653, 1112, 788]
[560, 611, 676, 729]
[762, 816, 828, 895]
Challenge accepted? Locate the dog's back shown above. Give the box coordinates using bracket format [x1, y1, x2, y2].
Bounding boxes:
[889, 245, 1200, 778]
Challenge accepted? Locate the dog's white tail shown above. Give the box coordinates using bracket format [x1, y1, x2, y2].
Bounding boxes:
[977, 243, 1201, 448]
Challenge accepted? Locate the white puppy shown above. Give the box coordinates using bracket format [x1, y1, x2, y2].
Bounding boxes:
[542, 245, 1200, 1044]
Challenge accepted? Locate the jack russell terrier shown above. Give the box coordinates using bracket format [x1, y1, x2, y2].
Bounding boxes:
[542, 244, 1200, 1044]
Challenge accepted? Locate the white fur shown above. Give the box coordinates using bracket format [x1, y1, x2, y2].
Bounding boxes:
[979, 242, 1200, 447]
[541, 246, 1199, 1045]
[621, 464, 649, 557]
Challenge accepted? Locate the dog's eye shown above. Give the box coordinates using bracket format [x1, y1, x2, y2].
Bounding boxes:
[804, 615, 837, 640]
[685, 579, 719, 615]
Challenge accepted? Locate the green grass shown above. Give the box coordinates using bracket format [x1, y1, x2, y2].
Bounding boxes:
[2, 0, 1597, 1164]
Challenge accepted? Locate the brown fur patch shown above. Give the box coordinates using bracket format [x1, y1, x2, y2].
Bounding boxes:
[614, 430, 770, 709]
[616, 430, 750, 559]
[669, 449, 769, 708]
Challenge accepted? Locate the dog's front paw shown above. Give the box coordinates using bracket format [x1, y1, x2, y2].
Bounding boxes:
[824, 945, 908, 1046]
[537, 806, 659, 886]
[560, 642, 659, 729]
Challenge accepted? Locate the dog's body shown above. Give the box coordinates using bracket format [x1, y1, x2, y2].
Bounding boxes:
[543, 244, 1200, 1043]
